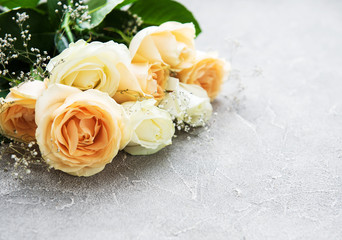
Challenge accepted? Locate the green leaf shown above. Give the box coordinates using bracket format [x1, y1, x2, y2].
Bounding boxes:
[0, 90, 9, 98]
[0, 79, 9, 98]
[91, 9, 138, 45]
[129, 0, 201, 36]
[84, 0, 124, 28]
[0, 0, 39, 9]
[100, 9, 135, 30]
[54, 32, 69, 52]
[114, 0, 138, 9]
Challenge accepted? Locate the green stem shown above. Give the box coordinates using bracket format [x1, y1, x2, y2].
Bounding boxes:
[115, 29, 131, 44]
[1, 76, 14, 82]
[61, 0, 74, 43]
[103, 28, 132, 45]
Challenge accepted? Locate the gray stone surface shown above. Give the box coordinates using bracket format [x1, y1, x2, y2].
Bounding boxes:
[1, 0, 342, 239]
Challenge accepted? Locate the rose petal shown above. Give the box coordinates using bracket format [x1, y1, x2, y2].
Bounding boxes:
[35, 84, 81, 126]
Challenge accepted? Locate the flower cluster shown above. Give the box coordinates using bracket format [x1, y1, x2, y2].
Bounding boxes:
[0, 21, 229, 177]
[0, 12, 51, 88]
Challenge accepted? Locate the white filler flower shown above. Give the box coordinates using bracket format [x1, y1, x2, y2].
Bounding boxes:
[159, 77, 212, 128]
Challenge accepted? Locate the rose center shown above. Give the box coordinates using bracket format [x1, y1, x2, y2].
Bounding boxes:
[73, 69, 103, 90]
[135, 119, 162, 142]
[4, 105, 36, 136]
[57, 106, 110, 156]
[63, 61, 106, 91]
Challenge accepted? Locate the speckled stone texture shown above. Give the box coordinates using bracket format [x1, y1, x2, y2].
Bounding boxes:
[1, 0, 342, 239]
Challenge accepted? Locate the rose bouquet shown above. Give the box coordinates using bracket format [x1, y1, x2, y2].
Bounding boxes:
[0, 0, 229, 177]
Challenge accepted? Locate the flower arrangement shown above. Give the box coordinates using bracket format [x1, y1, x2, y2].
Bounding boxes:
[0, 0, 229, 177]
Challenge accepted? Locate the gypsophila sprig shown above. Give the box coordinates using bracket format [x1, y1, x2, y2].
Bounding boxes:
[54, 0, 92, 47]
[0, 12, 51, 88]
[15, 12, 30, 48]
[0, 139, 47, 179]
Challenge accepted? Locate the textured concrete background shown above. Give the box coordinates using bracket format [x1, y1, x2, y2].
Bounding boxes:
[1, 0, 342, 239]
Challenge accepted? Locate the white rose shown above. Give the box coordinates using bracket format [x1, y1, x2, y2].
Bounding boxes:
[46, 39, 145, 102]
[159, 77, 212, 127]
[122, 99, 175, 155]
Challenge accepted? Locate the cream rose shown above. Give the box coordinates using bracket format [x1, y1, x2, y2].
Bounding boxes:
[159, 77, 212, 127]
[0, 80, 46, 142]
[47, 39, 145, 102]
[35, 84, 132, 177]
[129, 21, 196, 71]
[177, 51, 230, 100]
[131, 62, 170, 102]
[121, 99, 175, 155]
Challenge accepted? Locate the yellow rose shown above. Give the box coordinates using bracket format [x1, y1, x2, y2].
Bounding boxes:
[47, 39, 145, 102]
[121, 99, 175, 155]
[35, 84, 132, 177]
[129, 21, 196, 71]
[131, 62, 170, 102]
[177, 51, 230, 100]
[0, 80, 46, 142]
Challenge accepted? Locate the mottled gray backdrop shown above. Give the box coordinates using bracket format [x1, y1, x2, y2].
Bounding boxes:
[1, 0, 342, 239]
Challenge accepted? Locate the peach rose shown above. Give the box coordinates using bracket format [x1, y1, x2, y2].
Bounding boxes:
[47, 39, 145, 102]
[131, 62, 170, 102]
[112, 62, 150, 103]
[0, 80, 46, 142]
[129, 21, 196, 71]
[177, 52, 230, 100]
[35, 84, 132, 176]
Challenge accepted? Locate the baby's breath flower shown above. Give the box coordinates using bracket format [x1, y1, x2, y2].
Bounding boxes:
[0, 11, 51, 87]
[0, 139, 47, 178]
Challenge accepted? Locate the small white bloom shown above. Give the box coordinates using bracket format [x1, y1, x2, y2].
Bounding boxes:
[122, 99, 175, 155]
[159, 77, 212, 127]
